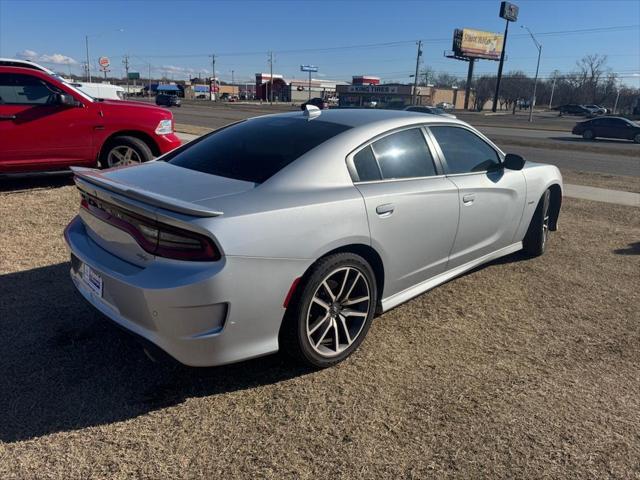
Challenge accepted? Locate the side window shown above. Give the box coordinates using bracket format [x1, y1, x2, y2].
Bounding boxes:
[430, 126, 500, 174]
[353, 146, 382, 181]
[370, 128, 437, 180]
[0, 74, 60, 105]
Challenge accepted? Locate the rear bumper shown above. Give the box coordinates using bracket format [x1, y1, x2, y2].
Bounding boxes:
[64, 215, 309, 366]
[157, 133, 182, 155]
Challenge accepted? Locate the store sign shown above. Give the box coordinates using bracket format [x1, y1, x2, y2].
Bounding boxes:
[300, 65, 319, 72]
[499, 1, 519, 21]
[98, 56, 110, 68]
[347, 85, 399, 94]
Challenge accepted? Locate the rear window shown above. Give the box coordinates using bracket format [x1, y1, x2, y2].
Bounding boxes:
[166, 116, 351, 183]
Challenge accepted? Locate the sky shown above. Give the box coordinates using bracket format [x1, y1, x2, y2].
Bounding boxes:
[0, 0, 638, 86]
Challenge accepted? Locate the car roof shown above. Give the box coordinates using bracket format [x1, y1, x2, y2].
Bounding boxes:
[0, 58, 55, 74]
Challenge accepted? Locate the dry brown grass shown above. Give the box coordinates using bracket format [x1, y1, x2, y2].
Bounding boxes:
[1, 177, 639, 479]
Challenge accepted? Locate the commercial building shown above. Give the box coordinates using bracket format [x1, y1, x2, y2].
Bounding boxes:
[255, 73, 348, 102]
[336, 76, 472, 109]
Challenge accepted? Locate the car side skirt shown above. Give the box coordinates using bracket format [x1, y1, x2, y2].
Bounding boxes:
[381, 242, 523, 312]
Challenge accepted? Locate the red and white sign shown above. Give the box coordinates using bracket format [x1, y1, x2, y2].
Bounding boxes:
[98, 56, 110, 69]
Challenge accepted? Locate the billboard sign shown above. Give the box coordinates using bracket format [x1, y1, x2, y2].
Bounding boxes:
[98, 56, 110, 69]
[499, 1, 519, 21]
[127, 72, 140, 80]
[452, 28, 504, 60]
[300, 65, 319, 72]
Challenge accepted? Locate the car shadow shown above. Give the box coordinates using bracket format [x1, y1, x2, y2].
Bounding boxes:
[0, 262, 313, 443]
[613, 242, 640, 256]
[0, 172, 74, 193]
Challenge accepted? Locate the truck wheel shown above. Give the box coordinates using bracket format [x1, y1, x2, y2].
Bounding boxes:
[100, 136, 153, 169]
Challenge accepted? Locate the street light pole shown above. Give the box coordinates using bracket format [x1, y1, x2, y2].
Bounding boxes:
[522, 25, 542, 122]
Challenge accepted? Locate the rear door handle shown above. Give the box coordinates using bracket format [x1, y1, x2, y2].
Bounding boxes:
[462, 193, 476, 205]
[0, 115, 17, 120]
[376, 203, 395, 217]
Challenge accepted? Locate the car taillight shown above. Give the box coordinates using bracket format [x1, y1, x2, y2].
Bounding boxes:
[80, 194, 220, 261]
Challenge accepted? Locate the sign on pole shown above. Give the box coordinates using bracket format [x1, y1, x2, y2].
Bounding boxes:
[499, 1, 519, 21]
[300, 65, 319, 101]
[127, 72, 140, 80]
[98, 56, 110, 69]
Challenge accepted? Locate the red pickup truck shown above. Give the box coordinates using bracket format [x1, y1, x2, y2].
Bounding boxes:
[0, 63, 181, 174]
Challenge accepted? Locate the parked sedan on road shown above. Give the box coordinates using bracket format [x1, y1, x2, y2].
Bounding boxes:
[65, 108, 562, 368]
[404, 105, 457, 119]
[584, 104, 607, 115]
[0, 63, 181, 174]
[556, 104, 595, 117]
[572, 116, 640, 143]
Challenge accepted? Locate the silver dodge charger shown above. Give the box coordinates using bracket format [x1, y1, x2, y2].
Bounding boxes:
[64, 107, 563, 368]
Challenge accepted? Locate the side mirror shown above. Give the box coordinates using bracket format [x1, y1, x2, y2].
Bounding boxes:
[503, 153, 525, 171]
[56, 93, 79, 107]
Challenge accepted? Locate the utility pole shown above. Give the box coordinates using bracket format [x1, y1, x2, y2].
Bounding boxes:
[148, 63, 152, 98]
[412, 40, 422, 106]
[210, 54, 216, 101]
[123, 55, 130, 97]
[613, 79, 620, 114]
[85, 35, 91, 82]
[522, 25, 541, 122]
[269, 51, 274, 105]
[231, 69, 234, 84]
[548, 75, 556, 109]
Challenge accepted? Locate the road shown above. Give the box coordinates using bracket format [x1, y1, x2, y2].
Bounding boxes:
[150, 100, 639, 177]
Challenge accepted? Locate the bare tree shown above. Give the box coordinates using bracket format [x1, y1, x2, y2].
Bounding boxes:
[576, 54, 609, 104]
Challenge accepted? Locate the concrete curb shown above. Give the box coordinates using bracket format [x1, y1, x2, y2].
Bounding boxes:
[563, 184, 640, 207]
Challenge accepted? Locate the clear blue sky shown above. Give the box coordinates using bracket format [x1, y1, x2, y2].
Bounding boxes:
[0, 0, 638, 86]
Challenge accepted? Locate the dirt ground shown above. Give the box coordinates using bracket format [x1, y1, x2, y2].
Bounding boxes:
[1, 178, 639, 479]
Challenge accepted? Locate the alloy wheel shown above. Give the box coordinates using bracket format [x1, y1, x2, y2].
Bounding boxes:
[306, 266, 372, 358]
[541, 190, 550, 249]
[107, 146, 142, 168]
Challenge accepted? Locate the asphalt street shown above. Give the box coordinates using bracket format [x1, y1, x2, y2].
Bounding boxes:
[161, 101, 639, 178]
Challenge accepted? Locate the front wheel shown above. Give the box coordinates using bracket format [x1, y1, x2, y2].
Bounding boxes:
[280, 253, 377, 368]
[100, 136, 153, 169]
[523, 189, 551, 257]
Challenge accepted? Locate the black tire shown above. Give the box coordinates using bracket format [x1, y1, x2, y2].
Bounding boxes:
[582, 129, 595, 140]
[99, 135, 153, 169]
[523, 189, 551, 257]
[633, 133, 640, 144]
[280, 253, 377, 368]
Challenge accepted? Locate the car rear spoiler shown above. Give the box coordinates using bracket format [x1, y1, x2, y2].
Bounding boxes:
[70, 167, 223, 218]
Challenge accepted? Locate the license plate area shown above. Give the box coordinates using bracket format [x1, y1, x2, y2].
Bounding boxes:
[80, 262, 103, 297]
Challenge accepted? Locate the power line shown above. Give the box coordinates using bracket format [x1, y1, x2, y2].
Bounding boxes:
[125, 24, 639, 59]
